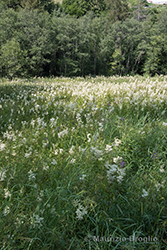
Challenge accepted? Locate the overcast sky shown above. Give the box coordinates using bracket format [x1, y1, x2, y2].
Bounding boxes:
[147, 0, 167, 3]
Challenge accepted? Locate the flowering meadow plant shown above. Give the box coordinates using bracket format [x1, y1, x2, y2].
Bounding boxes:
[0, 76, 167, 249]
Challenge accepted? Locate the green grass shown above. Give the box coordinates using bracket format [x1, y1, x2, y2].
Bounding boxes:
[0, 76, 167, 249]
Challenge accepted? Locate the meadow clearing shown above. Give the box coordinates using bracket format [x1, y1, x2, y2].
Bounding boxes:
[0, 75, 167, 249]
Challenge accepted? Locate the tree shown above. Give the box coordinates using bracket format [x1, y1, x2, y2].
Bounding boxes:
[104, 0, 129, 22]
[0, 0, 22, 10]
[14, 9, 52, 76]
[0, 0, 56, 13]
[62, 0, 106, 17]
[143, 10, 167, 75]
[128, 0, 154, 22]
[20, 0, 56, 13]
[0, 38, 25, 78]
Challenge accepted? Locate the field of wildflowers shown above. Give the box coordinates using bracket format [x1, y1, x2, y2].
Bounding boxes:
[0, 75, 167, 249]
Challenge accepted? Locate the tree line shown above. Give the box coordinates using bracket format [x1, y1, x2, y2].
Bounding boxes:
[0, 0, 167, 78]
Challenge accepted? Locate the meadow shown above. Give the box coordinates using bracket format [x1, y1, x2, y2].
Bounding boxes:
[0, 75, 167, 249]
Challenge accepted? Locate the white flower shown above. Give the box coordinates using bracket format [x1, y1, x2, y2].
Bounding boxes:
[142, 189, 148, 197]
[105, 144, 112, 153]
[113, 138, 121, 147]
[0, 141, 5, 151]
[59, 148, 63, 154]
[4, 188, 11, 198]
[58, 129, 68, 138]
[37, 190, 44, 202]
[12, 151, 16, 156]
[91, 147, 103, 158]
[71, 127, 75, 132]
[28, 170, 36, 181]
[70, 158, 76, 163]
[69, 145, 75, 154]
[113, 156, 122, 163]
[25, 152, 32, 158]
[80, 174, 86, 180]
[162, 122, 167, 126]
[92, 132, 99, 142]
[105, 161, 126, 183]
[105, 162, 118, 174]
[31, 214, 44, 228]
[51, 159, 57, 165]
[0, 170, 6, 181]
[159, 166, 165, 173]
[117, 168, 126, 183]
[43, 165, 49, 171]
[4, 206, 10, 216]
[35, 104, 40, 111]
[155, 180, 165, 191]
[76, 204, 88, 220]
[79, 146, 86, 153]
[54, 149, 58, 155]
[30, 119, 35, 127]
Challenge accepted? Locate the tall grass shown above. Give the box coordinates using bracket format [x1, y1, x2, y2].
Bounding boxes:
[0, 76, 167, 249]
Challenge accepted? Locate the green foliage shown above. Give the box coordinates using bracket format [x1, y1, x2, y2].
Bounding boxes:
[105, 0, 130, 22]
[0, 2, 167, 77]
[62, 0, 106, 17]
[0, 76, 167, 249]
[0, 0, 56, 13]
[0, 39, 25, 78]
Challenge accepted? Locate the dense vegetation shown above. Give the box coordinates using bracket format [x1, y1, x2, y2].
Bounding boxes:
[0, 76, 167, 249]
[0, 0, 167, 78]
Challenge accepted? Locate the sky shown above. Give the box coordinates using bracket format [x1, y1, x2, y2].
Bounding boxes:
[147, 0, 167, 4]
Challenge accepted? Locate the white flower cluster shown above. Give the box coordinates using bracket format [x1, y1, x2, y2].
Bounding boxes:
[98, 122, 103, 131]
[105, 161, 126, 183]
[28, 170, 36, 181]
[155, 180, 166, 191]
[76, 204, 88, 220]
[49, 117, 58, 128]
[162, 122, 167, 126]
[92, 132, 99, 142]
[25, 147, 33, 158]
[79, 174, 86, 180]
[3, 130, 16, 141]
[76, 112, 83, 125]
[69, 145, 75, 154]
[4, 188, 11, 199]
[0, 170, 6, 181]
[73, 200, 88, 220]
[113, 156, 122, 163]
[51, 159, 57, 165]
[58, 129, 68, 138]
[105, 144, 112, 153]
[43, 165, 49, 171]
[141, 189, 149, 197]
[79, 146, 87, 153]
[112, 138, 121, 147]
[70, 158, 76, 163]
[37, 190, 44, 202]
[25, 152, 32, 158]
[4, 205, 10, 216]
[0, 140, 5, 151]
[54, 148, 63, 155]
[159, 165, 165, 173]
[30, 214, 44, 228]
[91, 146, 103, 159]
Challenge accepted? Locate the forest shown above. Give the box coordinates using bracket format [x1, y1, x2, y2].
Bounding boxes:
[0, 0, 167, 78]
